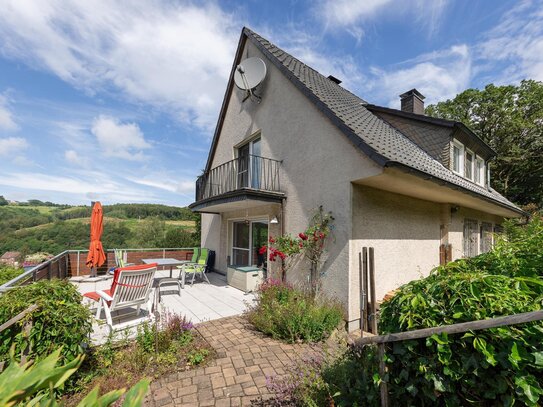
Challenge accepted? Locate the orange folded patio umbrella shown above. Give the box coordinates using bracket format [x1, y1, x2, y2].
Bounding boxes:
[86, 201, 106, 277]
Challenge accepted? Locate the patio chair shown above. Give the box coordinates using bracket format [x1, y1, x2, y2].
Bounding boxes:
[180, 248, 211, 287]
[155, 248, 200, 301]
[83, 263, 157, 333]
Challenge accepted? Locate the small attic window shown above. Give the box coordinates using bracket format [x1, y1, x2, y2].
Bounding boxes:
[452, 139, 464, 175]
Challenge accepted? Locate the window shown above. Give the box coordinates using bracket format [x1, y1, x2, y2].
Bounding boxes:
[465, 149, 474, 180]
[475, 156, 485, 186]
[463, 219, 478, 257]
[231, 219, 268, 267]
[452, 140, 464, 175]
[236, 137, 261, 189]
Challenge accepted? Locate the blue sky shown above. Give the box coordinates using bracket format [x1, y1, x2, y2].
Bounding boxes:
[0, 0, 542, 207]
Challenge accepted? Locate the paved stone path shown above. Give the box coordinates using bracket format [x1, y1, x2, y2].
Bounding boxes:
[147, 316, 323, 406]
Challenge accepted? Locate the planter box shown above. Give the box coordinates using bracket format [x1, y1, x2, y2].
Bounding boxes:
[227, 266, 263, 293]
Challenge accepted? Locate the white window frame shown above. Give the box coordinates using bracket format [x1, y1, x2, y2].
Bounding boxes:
[452, 139, 464, 176]
[475, 156, 485, 186]
[229, 217, 269, 267]
[465, 148, 475, 181]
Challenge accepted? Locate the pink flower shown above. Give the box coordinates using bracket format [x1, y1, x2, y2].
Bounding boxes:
[269, 237, 276, 244]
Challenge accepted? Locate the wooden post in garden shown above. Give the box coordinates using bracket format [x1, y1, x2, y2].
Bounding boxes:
[378, 343, 389, 407]
[361, 248, 369, 332]
[369, 247, 377, 334]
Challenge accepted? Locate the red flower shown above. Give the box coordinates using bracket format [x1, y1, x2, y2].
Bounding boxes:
[319, 232, 325, 239]
[268, 237, 276, 244]
[299, 242, 304, 248]
[259, 245, 267, 255]
[299, 232, 308, 240]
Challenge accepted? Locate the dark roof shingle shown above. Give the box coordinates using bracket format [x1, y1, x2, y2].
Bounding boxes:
[243, 27, 522, 214]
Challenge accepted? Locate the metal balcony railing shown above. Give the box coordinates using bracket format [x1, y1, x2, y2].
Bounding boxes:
[195, 155, 281, 202]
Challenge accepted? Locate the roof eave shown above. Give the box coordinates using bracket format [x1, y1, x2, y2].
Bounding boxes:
[385, 161, 527, 216]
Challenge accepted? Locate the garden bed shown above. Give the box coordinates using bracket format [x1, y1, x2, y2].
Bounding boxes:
[64, 313, 215, 405]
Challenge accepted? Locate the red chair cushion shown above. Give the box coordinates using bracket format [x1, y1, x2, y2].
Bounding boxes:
[83, 288, 113, 302]
[82, 263, 158, 304]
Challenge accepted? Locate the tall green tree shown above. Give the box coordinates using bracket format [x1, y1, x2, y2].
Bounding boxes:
[426, 80, 543, 207]
[0, 196, 8, 206]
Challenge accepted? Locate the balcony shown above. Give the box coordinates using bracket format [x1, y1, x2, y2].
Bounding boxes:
[190, 155, 284, 213]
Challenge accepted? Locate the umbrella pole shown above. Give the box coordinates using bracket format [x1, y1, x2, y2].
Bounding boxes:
[90, 266, 96, 278]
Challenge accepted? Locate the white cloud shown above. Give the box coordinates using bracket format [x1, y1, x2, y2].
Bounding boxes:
[0, 171, 159, 203]
[368, 44, 471, 107]
[476, 0, 543, 82]
[0, 1, 243, 131]
[314, 0, 449, 39]
[0, 94, 18, 130]
[64, 149, 90, 167]
[0, 136, 28, 156]
[91, 115, 150, 160]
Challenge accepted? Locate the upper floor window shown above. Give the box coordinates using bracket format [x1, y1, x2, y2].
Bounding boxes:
[452, 140, 464, 175]
[475, 156, 485, 186]
[451, 139, 486, 186]
[465, 149, 474, 180]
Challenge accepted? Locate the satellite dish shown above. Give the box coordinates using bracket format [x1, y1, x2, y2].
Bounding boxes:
[234, 57, 267, 92]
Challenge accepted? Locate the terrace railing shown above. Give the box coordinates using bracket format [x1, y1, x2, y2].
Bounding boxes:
[0, 247, 195, 293]
[195, 155, 282, 202]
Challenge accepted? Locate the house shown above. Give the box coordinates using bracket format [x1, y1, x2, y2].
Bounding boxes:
[0, 251, 21, 267]
[189, 28, 524, 331]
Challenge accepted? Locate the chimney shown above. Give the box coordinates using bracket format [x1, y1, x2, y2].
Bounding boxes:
[327, 75, 342, 85]
[399, 88, 425, 115]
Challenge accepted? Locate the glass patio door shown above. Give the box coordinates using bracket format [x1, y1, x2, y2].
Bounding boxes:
[231, 219, 268, 267]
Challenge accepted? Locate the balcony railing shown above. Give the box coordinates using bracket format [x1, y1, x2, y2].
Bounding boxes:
[196, 155, 282, 202]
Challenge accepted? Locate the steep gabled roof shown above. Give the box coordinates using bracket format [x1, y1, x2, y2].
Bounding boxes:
[204, 27, 523, 215]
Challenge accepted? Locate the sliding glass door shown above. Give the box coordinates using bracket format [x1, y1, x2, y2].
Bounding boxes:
[231, 219, 268, 267]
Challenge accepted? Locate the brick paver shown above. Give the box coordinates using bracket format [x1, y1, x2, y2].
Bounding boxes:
[146, 316, 323, 406]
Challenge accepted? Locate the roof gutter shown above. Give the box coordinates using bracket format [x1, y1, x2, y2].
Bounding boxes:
[384, 161, 528, 216]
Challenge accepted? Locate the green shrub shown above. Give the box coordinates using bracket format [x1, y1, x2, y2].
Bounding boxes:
[247, 279, 343, 343]
[0, 279, 92, 365]
[0, 264, 24, 285]
[378, 271, 543, 406]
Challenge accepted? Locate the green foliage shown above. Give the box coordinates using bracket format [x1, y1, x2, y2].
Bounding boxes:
[0, 347, 149, 407]
[0, 202, 200, 255]
[247, 279, 343, 343]
[0, 264, 24, 285]
[378, 270, 543, 406]
[426, 80, 543, 207]
[0, 280, 92, 366]
[162, 228, 198, 248]
[0, 195, 8, 206]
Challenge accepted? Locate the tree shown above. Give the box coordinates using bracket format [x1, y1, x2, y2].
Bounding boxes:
[0, 196, 8, 206]
[426, 80, 543, 207]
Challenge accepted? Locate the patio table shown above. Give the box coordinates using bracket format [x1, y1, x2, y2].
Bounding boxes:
[142, 258, 188, 278]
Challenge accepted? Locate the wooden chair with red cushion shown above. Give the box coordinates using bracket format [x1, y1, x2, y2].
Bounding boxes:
[83, 263, 157, 332]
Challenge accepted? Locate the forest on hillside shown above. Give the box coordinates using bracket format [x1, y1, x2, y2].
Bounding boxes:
[0, 200, 200, 256]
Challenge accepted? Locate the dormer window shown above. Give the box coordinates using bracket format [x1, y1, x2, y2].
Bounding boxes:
[452, 139, 464, 175]
[451, 139, 487, 186]
[465, 149, 474, 180]
[475, 156, 485, 186]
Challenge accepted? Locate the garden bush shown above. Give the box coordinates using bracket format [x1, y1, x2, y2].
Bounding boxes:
[247, 279, 343, 343]
[0, 264, 24, 285]
[0, 279, 92, 365]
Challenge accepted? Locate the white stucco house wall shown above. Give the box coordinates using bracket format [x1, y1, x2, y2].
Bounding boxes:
[189, 28, 525, 331]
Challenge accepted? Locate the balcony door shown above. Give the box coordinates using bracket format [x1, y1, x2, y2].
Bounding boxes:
[231, 219, 268, 268]
[237, 137, 261, 189]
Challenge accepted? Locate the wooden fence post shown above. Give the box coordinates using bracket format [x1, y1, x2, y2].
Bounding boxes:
[369, 247, 377, 334]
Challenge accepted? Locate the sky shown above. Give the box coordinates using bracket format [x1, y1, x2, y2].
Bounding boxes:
[0, 0, 542, 207]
